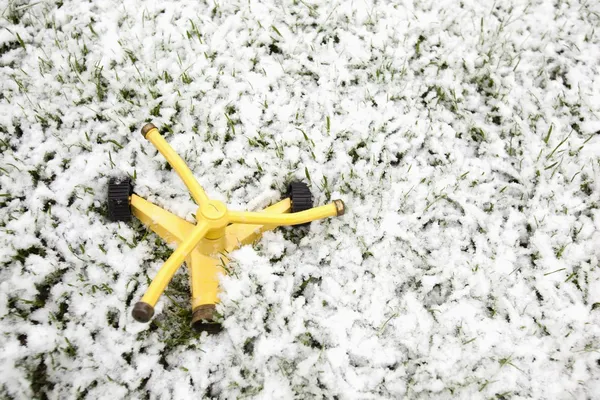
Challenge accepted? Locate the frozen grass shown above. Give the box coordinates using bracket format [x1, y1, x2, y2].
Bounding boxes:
[1, 0, 600, 398]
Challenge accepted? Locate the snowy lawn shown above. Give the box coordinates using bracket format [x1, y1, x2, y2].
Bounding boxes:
[1, 0, 600, 398]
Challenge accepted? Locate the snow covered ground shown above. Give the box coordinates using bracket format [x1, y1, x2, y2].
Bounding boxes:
[1, 0, 600, 398]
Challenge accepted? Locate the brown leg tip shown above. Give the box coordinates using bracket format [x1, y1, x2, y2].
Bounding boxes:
[191, 304, 222, 334]
[132, 302, 154, 323]
[334, 199, 346, 216]
[140, 123, 157, 139]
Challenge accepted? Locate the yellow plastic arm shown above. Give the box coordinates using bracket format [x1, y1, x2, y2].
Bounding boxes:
[228, 201, 343, 226]
[142, 124, 210, 207]
[188, 250, 222, 310]
[140, 221, 210, 307]
[130, 194, 194, 245]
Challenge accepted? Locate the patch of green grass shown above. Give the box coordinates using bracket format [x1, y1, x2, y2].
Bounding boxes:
[414, 35, 426, 56]
[26, 355, 55, 398]
[469, 127, 486, 142]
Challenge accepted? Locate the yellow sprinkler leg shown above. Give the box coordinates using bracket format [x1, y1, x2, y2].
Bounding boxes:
[228, 200, 345, 226]
[140, 123, 210, 207]
[187, 250, 223, 332]
[130, 194, 194, 244]
[132, 221, 210, 322]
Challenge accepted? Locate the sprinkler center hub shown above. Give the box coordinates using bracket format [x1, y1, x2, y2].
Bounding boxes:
[200, 200, 227, 221]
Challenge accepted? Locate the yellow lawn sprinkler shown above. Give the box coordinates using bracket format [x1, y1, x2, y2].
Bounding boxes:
[107, 123, 345, 332]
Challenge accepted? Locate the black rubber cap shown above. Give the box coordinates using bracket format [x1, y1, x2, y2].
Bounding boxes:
[287, 181, 313, 227]
[108, 177, 133, 222]
[132, 302, 154, 323]
[287, 181, 313, 213]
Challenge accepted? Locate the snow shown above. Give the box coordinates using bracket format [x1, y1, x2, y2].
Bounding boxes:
[1, 0, 600, 398]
